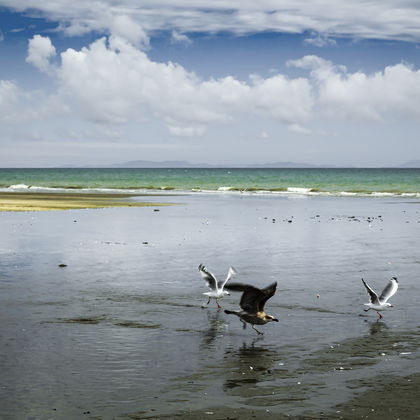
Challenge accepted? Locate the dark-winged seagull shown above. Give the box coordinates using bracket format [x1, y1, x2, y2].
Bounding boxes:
[199, 264, 237, 308]
[362, 277, 398, 319]
[224, 282, 278, 335]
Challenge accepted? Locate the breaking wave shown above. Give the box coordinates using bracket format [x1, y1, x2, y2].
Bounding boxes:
[2, 183, 419, 198]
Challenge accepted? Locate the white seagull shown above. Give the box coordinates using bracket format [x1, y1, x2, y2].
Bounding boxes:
[362, 277, 399, 319]
[199, 264, 237, 309]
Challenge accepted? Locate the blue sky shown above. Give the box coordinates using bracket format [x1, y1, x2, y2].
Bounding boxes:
[1, 1, 420, 167]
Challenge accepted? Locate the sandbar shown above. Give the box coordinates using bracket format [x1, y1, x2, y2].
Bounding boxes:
[0, 191, 172, 211]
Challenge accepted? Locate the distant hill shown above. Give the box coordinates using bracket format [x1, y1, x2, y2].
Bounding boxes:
[400, 160, 420, 168]
[105, 160, 321, 168]
[56, 159, 420, 169]
[109, 160, 206, 168]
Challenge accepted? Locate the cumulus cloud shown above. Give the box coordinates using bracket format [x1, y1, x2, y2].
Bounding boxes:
[13, 24, 420, 142]
[20, 32, 420, 137]
[54, 35, 313, 134]
[108, 15, 149, 48]
[26, 34, 56, 74]
[288, 55, 420, 121]
[3, 1, 420, 41]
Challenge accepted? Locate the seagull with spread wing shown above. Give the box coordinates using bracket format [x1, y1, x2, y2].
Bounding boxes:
[362, 277, 399, 319]
[199, 264, 237, 309]
[224, 282, 278, 335]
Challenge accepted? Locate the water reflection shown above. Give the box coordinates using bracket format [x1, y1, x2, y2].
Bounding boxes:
[367, 319, 389, 335]
[143, 318, 420, 419]
[200, 309, 227, 349]
[300, 320, 420, 375]
[222, 341, 277, 394]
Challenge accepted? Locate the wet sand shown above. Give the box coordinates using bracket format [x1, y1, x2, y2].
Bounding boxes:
[0, 194, 419, 419]
[0, 192, 172, 211]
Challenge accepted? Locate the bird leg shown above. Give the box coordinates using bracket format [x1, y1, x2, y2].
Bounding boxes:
[252, 325, 264, 335]
[201, 297, 211, 308]
[216, 299, 222, 309]
[376, 311, 383, 319]
[240, 319, 247, 329]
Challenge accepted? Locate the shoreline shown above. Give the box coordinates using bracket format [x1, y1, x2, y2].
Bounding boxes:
[0, 192, 173, 212]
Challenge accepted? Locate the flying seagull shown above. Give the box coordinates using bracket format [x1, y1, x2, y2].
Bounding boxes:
[362, 277, 398, 319]
[224, 282, 278, 335]
[199, 264, 237, 308]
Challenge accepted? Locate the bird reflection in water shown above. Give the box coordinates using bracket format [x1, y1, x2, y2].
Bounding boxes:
[368, 320, 389, 335]
[222, 341, 277, 393]
[200, 309, 228, 349]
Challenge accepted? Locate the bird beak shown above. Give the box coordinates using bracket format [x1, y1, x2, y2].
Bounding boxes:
[273, 318, 279, 322]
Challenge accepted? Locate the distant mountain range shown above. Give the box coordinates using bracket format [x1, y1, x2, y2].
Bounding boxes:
[400, 160, 420, 168]
[59, 159, 420, 168]
[105, 160, 320, 168]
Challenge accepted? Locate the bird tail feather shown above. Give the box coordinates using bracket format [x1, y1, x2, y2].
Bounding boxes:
[224, 309, 239, 316]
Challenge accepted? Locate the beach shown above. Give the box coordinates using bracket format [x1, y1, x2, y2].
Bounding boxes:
[1, 192, 420, 419]
[0, 192, 172, 212]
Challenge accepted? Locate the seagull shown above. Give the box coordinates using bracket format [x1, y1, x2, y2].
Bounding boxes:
[224, 282, 278, 335]
[362, 277, 398, 319]
[199, 264, 237, 309]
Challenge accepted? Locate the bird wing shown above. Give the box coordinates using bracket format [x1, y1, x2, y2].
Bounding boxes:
[361, 278, 379, 304]
[225, 282, 261, 313]
[199, 264, 218, 291]
[217, 266, 237, 290]
[378, 277, 398, 303]
[226, 282, 277, 314]
[257, 282, 277, 312]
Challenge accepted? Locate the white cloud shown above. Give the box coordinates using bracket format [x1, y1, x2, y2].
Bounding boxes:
[108, 15, 149, 48]
[304, 33, 337, 47]
[289, 55, 420, 121]
[3, 1, 420, 41]
[20, 32, 420, 139]
[54, 36, 313, 134]
[288, 123, 311, 134]
[168, 125, 206, 137]
[26, 34, 56, 74]
[171, 31, 192, 45]
[0, 80, 19, 122]
[0, 76, 69, 127]
[249, 74, 313, 123]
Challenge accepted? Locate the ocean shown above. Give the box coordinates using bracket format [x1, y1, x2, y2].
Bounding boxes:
[1, 167, 420, 197]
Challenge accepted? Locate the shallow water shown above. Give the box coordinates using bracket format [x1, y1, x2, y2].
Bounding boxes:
[1, 194, 420, 419]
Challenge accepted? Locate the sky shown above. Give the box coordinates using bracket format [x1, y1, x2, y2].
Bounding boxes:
[1, 1, 420, 167]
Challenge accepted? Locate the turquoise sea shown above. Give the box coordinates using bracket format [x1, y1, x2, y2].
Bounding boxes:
[0, 168, 420, 197]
